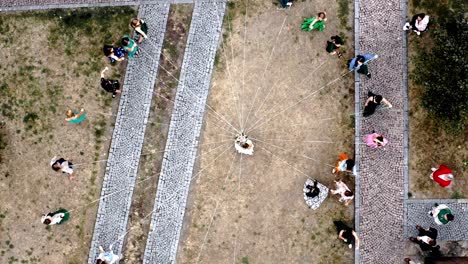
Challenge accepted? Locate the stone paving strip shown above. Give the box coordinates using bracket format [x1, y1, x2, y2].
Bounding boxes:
[355, 0, 406, 263]
[143, 1, 226, 263]
[0, 0, 203, 11]
[406, 200, 468, 240]
[87, 3, 169, 263]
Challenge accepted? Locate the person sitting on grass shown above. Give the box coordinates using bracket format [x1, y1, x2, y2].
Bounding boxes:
[326, 35, 344, 58]
[130, 18, 148, 43]
[103, 45, 125, 63]
[430, 164, 454, 188]
[301, 12, 327, 32]
[100, 67, 122, 98]
[332, 153, 356, 176]
[41, 208, 70, 226]
[65, 108, 86, 124]
[334, 221, 360, 249]
[305, 179, 320, 198]
[50, 156, 75, 180]
[121, 35, 140, 59]
[330, 180, 354, 206]
[403, 13, 430, 35]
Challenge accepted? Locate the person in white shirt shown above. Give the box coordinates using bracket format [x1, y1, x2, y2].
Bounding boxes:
[96, 245, 120, 264]
[234, 133, 254, 155]
[330, 180, 354, 206]
[403, 13, 430, 35]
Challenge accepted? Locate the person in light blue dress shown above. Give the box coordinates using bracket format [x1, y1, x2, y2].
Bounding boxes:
[65, 109, 86, 124]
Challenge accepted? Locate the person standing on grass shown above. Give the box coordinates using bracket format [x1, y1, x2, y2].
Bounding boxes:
[103, 45, 125, 63]
[301, 12, 327, 32]
[100, 67, 121, 98]
[430, 164, 454, 188]
[326, 35, 344, 58]
[364, 131, 388, 149]
[332, 153, 356, 176]
[409, 225, 440, 252]
[65, 108, 86, 124]
[334, 221, 360, 249]
[50, 156, 75, 180]
[403, 13, 430, 35]
[121, 35, 140, 58]
[41, 208, 70, 225]
[130, 18, 148, 43]
[96, 245, 120, 264]
[348, 54, 378, 78]
[429, 203, 454, 225]
[362, 91, 393, 117]
[330, 180, 354, 206]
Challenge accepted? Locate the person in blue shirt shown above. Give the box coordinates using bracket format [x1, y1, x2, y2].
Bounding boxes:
[348, 54, 378, 78]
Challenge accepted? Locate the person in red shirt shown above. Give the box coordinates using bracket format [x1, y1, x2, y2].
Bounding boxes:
[430, 164, 454, 188]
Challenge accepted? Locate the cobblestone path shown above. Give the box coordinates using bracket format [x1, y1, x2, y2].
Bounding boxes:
[87, 3, 170, 263]
[354, 0, 407, 263]
[406, 200, 468, 240]
[142, 1, 226, 263]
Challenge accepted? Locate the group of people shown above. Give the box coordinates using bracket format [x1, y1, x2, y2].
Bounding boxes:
[41, 16, 151, 264]
[407, 203, 454, 258]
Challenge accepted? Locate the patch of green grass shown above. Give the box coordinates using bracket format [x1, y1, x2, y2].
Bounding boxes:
[338, 0, 350, 28]
[242, 256, 249, 264]
[451, 190, 464, 199]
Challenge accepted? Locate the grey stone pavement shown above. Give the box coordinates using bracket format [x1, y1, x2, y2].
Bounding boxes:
[354, 0, 407, 262]
[143, 1, 226, 263]
[406, 200, 468, 240]
[87, 3, 170, 263]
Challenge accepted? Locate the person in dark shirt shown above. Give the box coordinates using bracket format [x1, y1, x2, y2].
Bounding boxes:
[305, 180, 320, 198]
[100, 67, 121, 98]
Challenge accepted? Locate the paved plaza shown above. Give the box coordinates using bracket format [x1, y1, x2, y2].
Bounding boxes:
[1, 0, 467, 263]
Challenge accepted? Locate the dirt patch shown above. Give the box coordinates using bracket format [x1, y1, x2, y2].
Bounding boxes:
[0, 7, 136, 263]
[178, 0, 355, 263]
[122, 4, 193, 263]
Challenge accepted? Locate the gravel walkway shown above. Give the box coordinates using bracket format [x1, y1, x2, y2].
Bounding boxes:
[354, 0, 407, 263]
[87, 3, 170, 263]
[142, 1, 226, 263]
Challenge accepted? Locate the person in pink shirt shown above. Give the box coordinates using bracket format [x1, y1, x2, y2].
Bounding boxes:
[364, 132, 388, 149]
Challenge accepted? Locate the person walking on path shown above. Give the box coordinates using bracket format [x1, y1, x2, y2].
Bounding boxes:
[41, 208, 70, 225]
[334, 221, 360, 249]
[130, 18, 148, 43]
[429, 203, 454, 225]
[348, 54, 378, 78]
[409, 225, 439, 252]
[103, 45, 125, 63]
[430, 164, 454, 188]
[301, 12, 327, 32]
[403, 13, 430, 35]
[50, 156, 75, 180]
[305, 179, 320, 198]
[326, 35, 344, 57]
[65, 109, 86, 124]
[100, 67, 121, 98]
[364, 131, 388, 148]
[96, 245, 120, 264]
[363, 91, 393, 117]
[332, 153, 356, 175]
[330, 180, 354, 206]
[121, 35, 140, 58]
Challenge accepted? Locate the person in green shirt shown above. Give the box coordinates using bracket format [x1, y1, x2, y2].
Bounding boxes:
[429, 203, 454, 225]
[301, 12, 327, 32]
